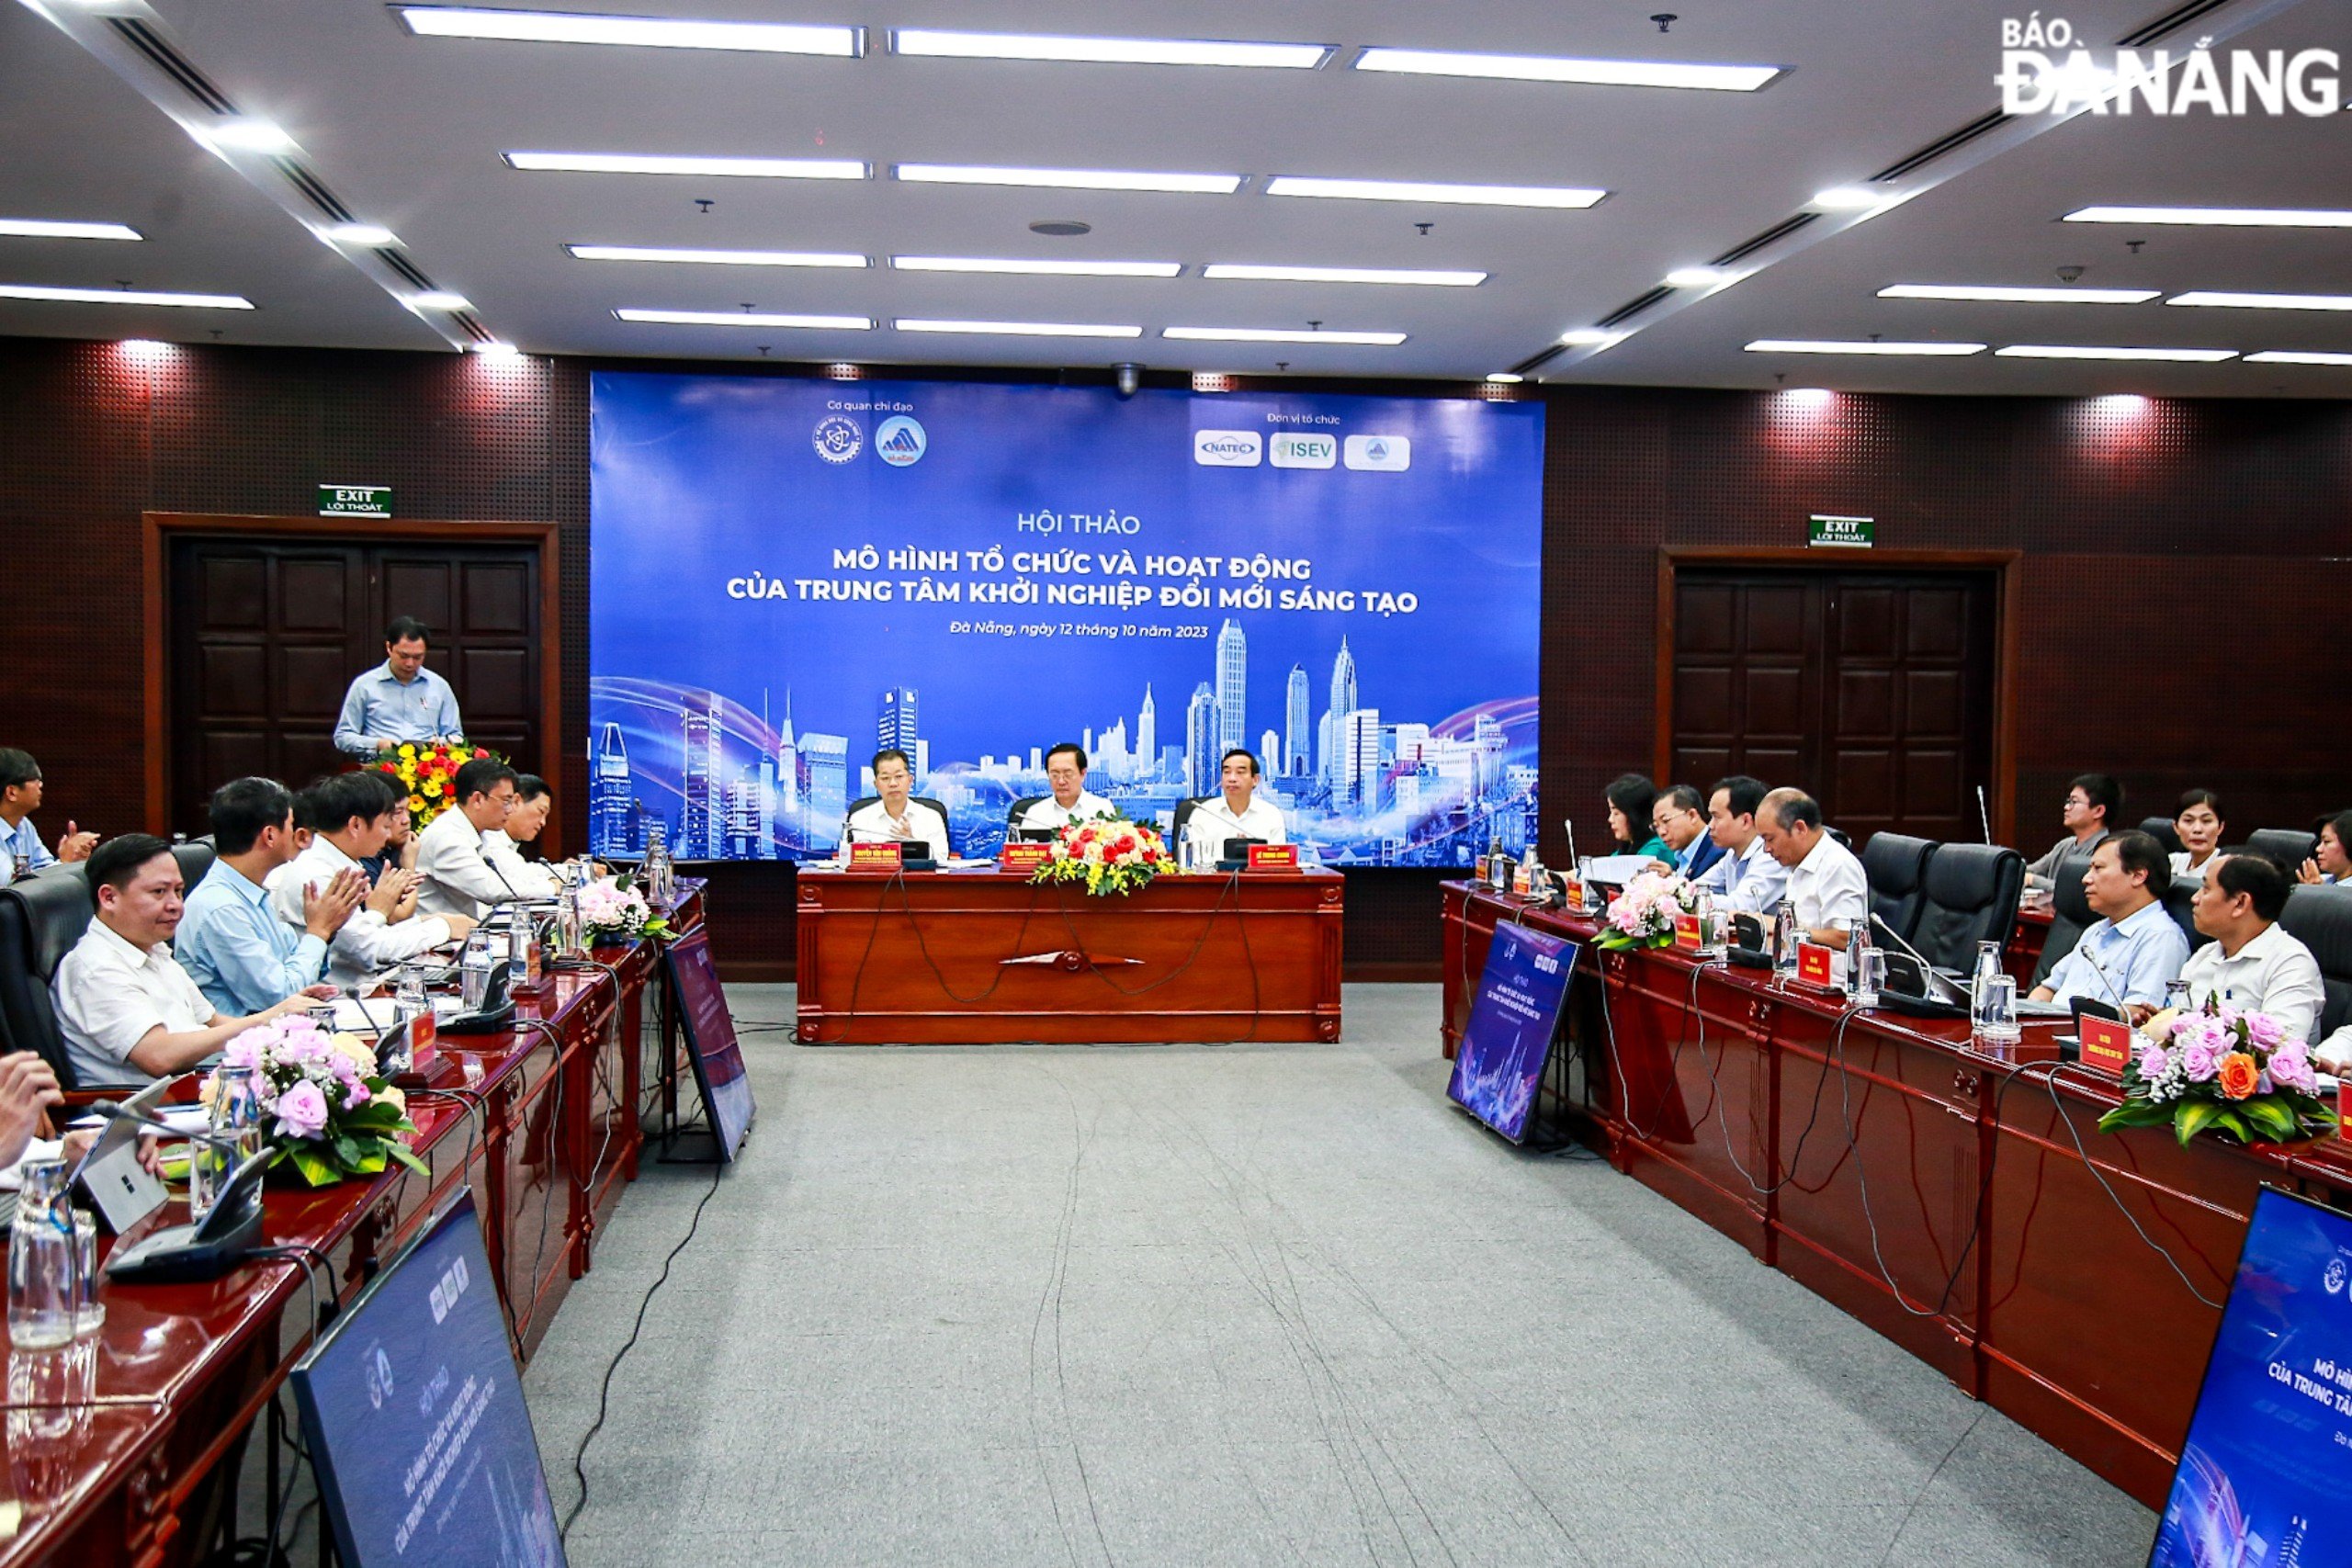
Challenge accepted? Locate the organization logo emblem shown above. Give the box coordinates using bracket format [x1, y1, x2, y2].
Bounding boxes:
[1270, 432, 1338, 470]
[1193, 429, 1263, 467]
[812, 414, 863, 464]
[366, 1345, 394, 1410]
[1342, 434, 1411, 472]
[876, 415, 927, 467]
[2327, 1258, 2347, 1296]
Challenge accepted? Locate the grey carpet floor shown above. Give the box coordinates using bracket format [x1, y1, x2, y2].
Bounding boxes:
[518, 983, 2155, 1567]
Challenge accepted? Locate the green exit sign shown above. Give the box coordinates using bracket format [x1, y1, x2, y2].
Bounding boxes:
[319, 484, 391, 519]
[1809, 513, 1873, 548]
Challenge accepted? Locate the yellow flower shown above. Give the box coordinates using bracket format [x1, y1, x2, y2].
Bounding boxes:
[377, 1084, 406, 1115]
[399, 743, 417, 758]
[408, 794, 426, 812]
[422, 779, 442, 797]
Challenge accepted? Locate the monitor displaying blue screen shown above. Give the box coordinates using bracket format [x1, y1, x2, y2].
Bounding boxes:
[1448, 922, 1577, 1143]
[291, 1192, 564, 1567]
[665, 925, 754, 1161]
[2148, 1186, 2352, 1566]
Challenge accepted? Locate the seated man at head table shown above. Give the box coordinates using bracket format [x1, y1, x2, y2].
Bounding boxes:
[54, 835, 315, 1087]
[1650, 783, 1725, 884]
[838, 748, 951, 863]
[2157, 853, 2325, 1042]
[482, 773, 576, 897]
[2031, 831, 2189, 1012]
[1013, 743, 1114, 834]
[1694, 774, 1789, 913]
[0, 747, 97, 889]
[2024, 772, 2121, 891]
[1756, 787, 1870, 974]
[175, 776, 366, 1015]
[1182, 749, 1287, 867]
[333, 615, 465, 761]
[268, 772, 475, 988]
[415, 757, 522, 920]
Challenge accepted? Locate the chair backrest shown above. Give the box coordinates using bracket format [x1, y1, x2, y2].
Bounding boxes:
[1005, 795, 1046, 830]
[1859, 832, 1934, 945]
[2242, 829, 2319, 873]
[1825, 825, 1852, 850]
[843, 797, 952, 851]
[1170, 796, 1205, 846]
[1911, 843, 2025, 973]
[2136, 817, 2183, 855]
[174, 838, 216, 894]
[2162, 879, 2213, 953]
[2279, 886, 2352, 1041]
[2030, 845, 2099, 987]
[0, 865, 97, 1087]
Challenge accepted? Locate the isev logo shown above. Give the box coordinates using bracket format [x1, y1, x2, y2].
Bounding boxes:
[1271, 432, 1336, 469]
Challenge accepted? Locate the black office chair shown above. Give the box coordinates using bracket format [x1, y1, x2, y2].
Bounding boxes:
[2137, 817, 2183, 856]
[2030, 845, 2099, 988]
[1004, 795, 1047, 834]
[2279, 886, 2352, 1043]
[1170, 796, 1207, 849]
[1860, 832, 1935, 947]
[1910, 843, 2025, 974]
[174, 836, 216, 893]
[2161, 879, 2214, 954]
[0, 865, 98, 1088]
[2242, 829, 2319, 873]
[1825, 825, 1852, 850]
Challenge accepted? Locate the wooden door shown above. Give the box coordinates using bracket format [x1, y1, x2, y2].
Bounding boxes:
[166, 535, 543, 833]
[1669, 567, 1996, 844]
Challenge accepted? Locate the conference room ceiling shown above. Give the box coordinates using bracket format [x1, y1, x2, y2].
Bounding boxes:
[3, 0, 2348, 395]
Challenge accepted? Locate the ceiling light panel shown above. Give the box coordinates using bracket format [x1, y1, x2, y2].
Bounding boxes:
[1880, 284, 2157, 304]
[889, 29, 1329, 69]
[895, 319, 1144, 338]
[1202, 264, 1485, 287]
[325, 223, 397, 245]
[412, 291, 472, 310]
[397, 7, 863, 56]
[2245, 350, 2352, 365]
[0, 284, 254, 308]
[895, 164, 1240, 194]
[571, 244, 867, 268]
[1745, 339, 1985, 355]
[204, 118, 296, 153]
[1264, 176, 1604, 209]
[892, 256, 1181, 277]
[0, 219, 141, 241]
[1354, 47, 1782, 92]
[2064, 206, 2352, 228]
[615, 308, 872, 328]
[2166, 290, 2352, 311]
[1164, 327, 1407, 345]
[1994, 344, 2238, 361]
[505, 152, 867, 179]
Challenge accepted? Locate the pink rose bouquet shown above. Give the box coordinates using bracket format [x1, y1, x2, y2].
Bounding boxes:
[203, 1014, 424, 1187]
[577, 876, 670, 945]
[2098, 998, 2337, 1147]
[1594, 866, 1700, 951]
[1032, 812, 1176, 897]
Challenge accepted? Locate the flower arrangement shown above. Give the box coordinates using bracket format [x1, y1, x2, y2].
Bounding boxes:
[203, 1016, 425, 1186]
[576, 876, 671, 945]
[2096, 1001, 2338, 1146]
[1593, 866, 1699, 951]
[369, 739, 495, 834]
[1031, 814, 1176, 897]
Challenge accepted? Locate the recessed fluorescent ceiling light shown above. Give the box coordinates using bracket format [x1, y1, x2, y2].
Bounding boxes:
[204, 118, 296, 153]
[1745, 339, 1985, 355]
[2064, 206, 2352, 228]
[0, 218, 141, 241]
[890, 28, 1328, 69]
[397, 7, 862, 55]
[412, 291, 472, 310]
[892, 256, 1181, 277]
[325, 223, 397, 246]
[505, 152, 866, 179]
[1810, 186, 1888, 210]
[0, 283, 253, 309]
[1484, 373, 1523, 383]
[1265, 175, 1603, 209]
[2245, 350, 2352, 365]
[896, 318, 1144, 338]
[1203, 264, 1485, 287]
[1994, 344, 2238, 361]
[1164, 326, 1407, 344]
[1355, 46, 1781, 91]
[615, 308, 872, 328]
[1558, 328, 1618, 345]
[1879, 284, 2157, 304]
[471, 341, 524, 358]
[895, 164, 1239, 194]
[1664, 266, 1737, 288]
[571, 244, 866, 268]
[2166, 290, 2352, 311]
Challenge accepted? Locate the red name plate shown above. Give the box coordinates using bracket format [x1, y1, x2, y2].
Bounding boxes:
[1246, 843, 1301, 873]
[2078, 1015, 2134, 1076]
[847, 840, 904, 872]
[1673, 913, 1703, 951]
[999, 841, 1052, 874]
[1559, 876, 1584, 909]
[408, 1009, 437, 1073]
[1796, 942, 1836, 987]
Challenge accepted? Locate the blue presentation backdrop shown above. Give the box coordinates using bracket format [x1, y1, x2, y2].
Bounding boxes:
[1448, 923, 1577, 1143]
[588, 372, 1544, 864]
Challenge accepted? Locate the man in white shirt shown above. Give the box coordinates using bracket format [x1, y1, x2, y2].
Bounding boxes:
[53, 835, 310, 1087]
[841, 749, 952, 863]
[1183, 749, 1288, 867]
[484, 773, 569, 897]
[2031, 832, 2189, 1011]
[2175, 854, 2326, 1043]
[269, 773, 474, 987]
[416, 757, 521, 920]
[1695, 774, 1789, 913]
[1758, 787, 1869, 971]
[1015, 744, 1114, 835]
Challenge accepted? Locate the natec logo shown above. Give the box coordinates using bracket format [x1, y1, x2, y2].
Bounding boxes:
[1342, 434, 1411, 472]
[876, 415, 927, 467]
[1193, 429, 1263, 467]
[1270, 432, 1337, 469]
[812, 414, 863, 464]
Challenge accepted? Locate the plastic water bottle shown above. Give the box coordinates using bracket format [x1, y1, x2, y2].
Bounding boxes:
[2164, 979, 2190, 1013]
[507, 909, 530, 987]
[460, 927, 492, 1011]
[1847, 918, 1873, 1000]
[1971, 941, 2020, 1048]
[641, 826, 674, 911]
[8, 1159, 80, 1350]
[555, 889, 583, 960]
[1693, 888, 1720, 953]
[1773, 899, 1799, 972]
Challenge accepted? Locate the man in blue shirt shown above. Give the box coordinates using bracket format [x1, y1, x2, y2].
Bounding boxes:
[175, 777, 369, 1014]
[333, 616, 466, 760]
[1650, 783, 1726, 884]
[2032, 830, 2189, 1011]
[0, 748, 96, 888]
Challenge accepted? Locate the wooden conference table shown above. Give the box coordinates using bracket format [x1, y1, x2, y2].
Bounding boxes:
[1441, 881, 2352, 1508]
[0, 887, 702, 1567]
[797, 867, 1344, 1043]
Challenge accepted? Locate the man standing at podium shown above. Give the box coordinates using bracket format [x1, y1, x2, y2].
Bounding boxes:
[841, 749, 951, 862]
[334, 617, 464, 759]
[1183, 749, 1286, 866]
[1015, 744, 1113, 833]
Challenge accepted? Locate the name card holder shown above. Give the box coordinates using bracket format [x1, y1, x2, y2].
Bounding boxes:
[1672, 913, 1703, 952]
[1795, 942, 1837, 989]
[999, 841, 1053, 874]
[2077, 1015, 2135, 1077]
[1246, 843, 1301, 873]
[847, 840, 904, 873]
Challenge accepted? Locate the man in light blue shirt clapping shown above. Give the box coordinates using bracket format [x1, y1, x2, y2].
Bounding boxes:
[2032, 830, 2189, 1012]
[175, 777, 368, 1015]
[333, 616, 465, 760]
